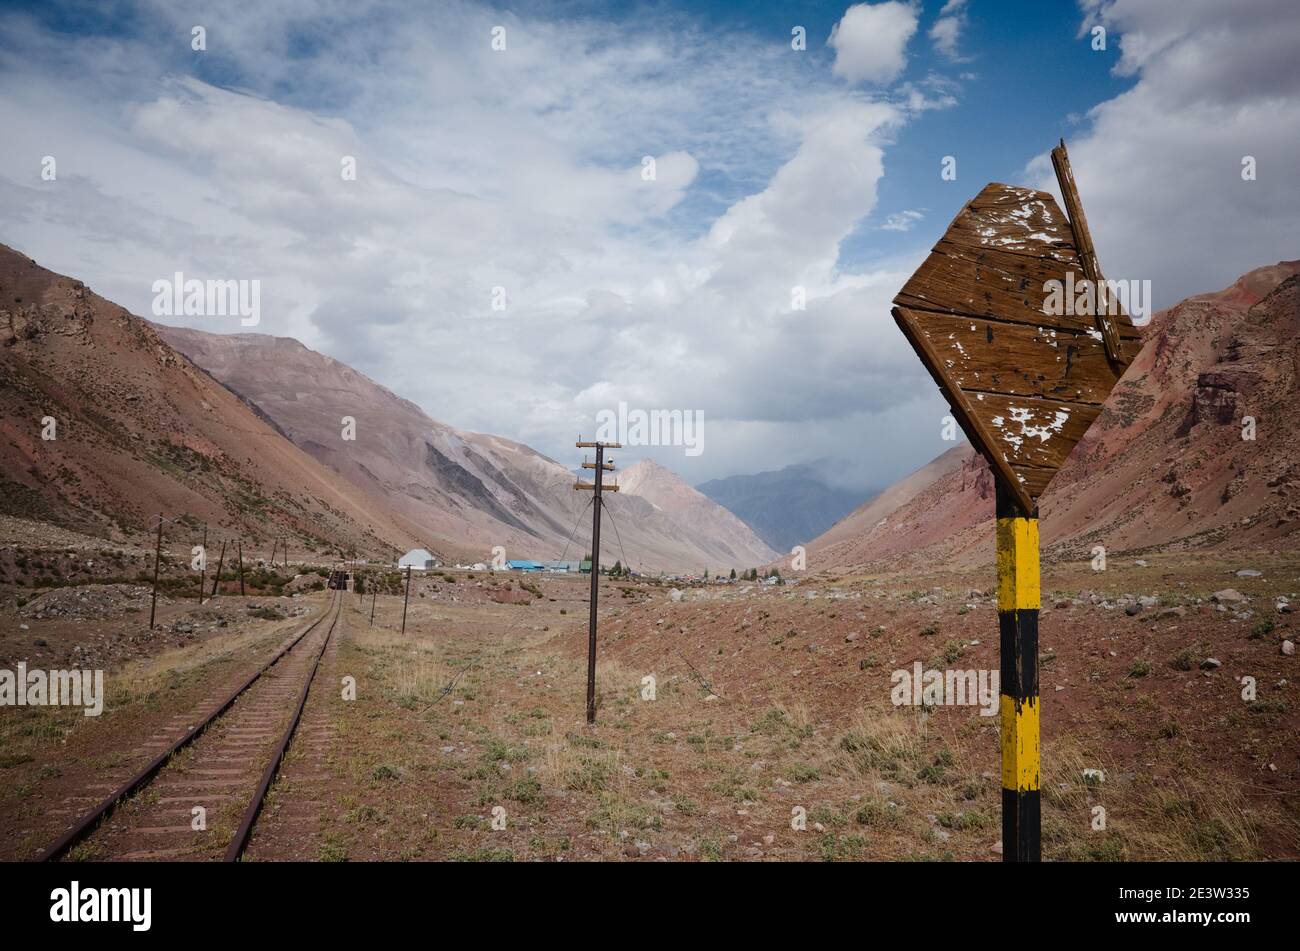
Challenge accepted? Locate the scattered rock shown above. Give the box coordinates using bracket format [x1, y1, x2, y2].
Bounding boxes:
[1283, 640, 1295, 657]
[1201, 657, 1221, 670]
[1211, 589, 1246, 603]
[19, 583, 157, 620]
[1235, 569, 1263, 578]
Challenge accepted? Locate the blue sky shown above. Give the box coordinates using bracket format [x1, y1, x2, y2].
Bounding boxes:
[1, 0, 1296, 492]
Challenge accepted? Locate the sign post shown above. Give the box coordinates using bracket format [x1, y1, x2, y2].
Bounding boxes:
[890, 141, 1139, 860]
[996, 481, 1040, 860]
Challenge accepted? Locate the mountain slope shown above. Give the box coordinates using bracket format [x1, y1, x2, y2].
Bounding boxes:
[696, 463, 866, 552]
[618, 460, 780, 570]
[0, 243, 425, 556]
[802, 261, 1300, 572]
[155, 327, 777, 573]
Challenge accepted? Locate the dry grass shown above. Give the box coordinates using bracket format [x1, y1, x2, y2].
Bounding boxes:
[833, 708, 931, 781]
[350, 626, 454, 707]
[1041, 735, 1280, 861]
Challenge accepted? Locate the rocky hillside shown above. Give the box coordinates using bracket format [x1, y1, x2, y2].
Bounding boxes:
[0, 243, 426, 557]
[618, 460, 779, 570]
[801, 261, 1300, 573]
[156, 328, 777, 573]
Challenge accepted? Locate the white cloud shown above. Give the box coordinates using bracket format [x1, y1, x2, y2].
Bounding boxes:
[929, 0, 970, 60]
[828, 2, 920, 85]
[0, 0, 940, 490]
[1030, 0, 1300, 308]
[880, 209, 924, 231]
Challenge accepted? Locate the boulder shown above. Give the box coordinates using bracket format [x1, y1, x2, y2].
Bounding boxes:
[1211, 589, 1246, 603]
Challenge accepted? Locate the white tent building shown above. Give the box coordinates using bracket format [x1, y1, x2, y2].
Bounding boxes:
[397, 548, 439, 570]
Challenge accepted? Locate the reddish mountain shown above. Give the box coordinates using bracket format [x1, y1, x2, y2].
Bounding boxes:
[803, 261, 1300, 573]
[154, 329, 777, 573]
[0, 243, 430, 557]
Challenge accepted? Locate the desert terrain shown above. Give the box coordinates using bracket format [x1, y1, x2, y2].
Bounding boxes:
[3, 541, 1294, 862]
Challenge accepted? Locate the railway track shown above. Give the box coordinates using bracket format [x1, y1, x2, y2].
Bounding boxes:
[37, 591, 344, 862]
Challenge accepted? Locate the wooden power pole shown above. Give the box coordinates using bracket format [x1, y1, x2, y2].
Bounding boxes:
[149, 512, 163, 629]
[198, 523, 207, 605]
[210, 540, 226, 599]
[237, 541, 246, 596]
[574, 439, 621, 724]
[401, 565, 412, 635]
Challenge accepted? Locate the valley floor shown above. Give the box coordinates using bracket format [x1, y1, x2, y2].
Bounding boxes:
[2, 552, 1297, 861]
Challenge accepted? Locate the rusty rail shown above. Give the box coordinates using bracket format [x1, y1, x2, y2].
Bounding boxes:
[223, 595, 342, 861]
[36, 592, 341, 862]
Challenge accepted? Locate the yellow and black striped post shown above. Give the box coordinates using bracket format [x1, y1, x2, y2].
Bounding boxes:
[996, 481, 1040, 861]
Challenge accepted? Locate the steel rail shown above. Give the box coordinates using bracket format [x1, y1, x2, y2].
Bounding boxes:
[223, 594, 342, 861]
[36, 592, 341, 862]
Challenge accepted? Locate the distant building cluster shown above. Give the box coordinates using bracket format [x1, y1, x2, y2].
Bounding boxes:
[505, 559, 588, 574]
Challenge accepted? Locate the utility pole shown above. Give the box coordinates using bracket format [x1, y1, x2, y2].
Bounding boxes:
[237, 541, 246, 596]
[574, 439, 621, 724]
[211, 540, 226, 599]
[198, 523, 207, 605]
[370, 589, 377, 627]
[401, 565, 412, 635]
[269, 536, 278, 568]
[149, 512, 163, 629]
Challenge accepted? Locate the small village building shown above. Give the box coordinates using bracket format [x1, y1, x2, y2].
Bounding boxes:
[397, 548, 439, 570]
[506, 559, 545, 572]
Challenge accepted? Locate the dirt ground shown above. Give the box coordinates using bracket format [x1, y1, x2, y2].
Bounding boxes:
[1, 552, 1296, 861]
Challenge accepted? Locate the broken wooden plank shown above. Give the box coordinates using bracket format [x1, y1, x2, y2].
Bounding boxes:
[893, 303, 1037, 515]
[970, 391, 1102, 472]
[899, 308, 1117, 405]
[897, 245, 1086, 333]
[1051, 140, 1127, 366]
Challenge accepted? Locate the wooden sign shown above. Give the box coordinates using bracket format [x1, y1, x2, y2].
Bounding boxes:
[892, 141, 1141, 515]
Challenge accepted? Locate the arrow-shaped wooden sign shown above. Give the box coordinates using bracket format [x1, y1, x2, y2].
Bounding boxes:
[892, 141, 1141, 515]
[891, 141, 1145, 862]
